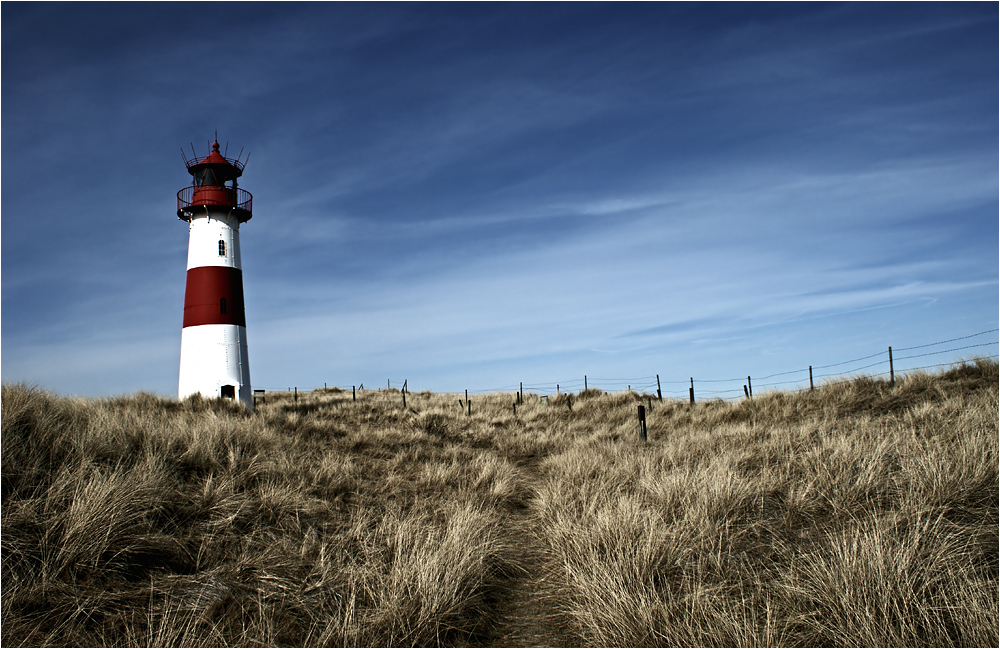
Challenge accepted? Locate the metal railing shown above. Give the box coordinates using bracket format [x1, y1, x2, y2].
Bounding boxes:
[177, 186, 253, 215]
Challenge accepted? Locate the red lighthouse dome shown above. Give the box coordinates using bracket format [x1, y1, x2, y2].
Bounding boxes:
[177, 140, 252, 223]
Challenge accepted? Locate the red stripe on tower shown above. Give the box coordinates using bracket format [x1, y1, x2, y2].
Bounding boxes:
[182, 266, 246, 327]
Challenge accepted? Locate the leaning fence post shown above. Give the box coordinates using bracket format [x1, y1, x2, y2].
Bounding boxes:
[889, 346, 895, 386]
[656, 374, 662, 401]
[638, 405, 647, 441]
[744, 385, 749, 399]
[747, 376, 753, 398]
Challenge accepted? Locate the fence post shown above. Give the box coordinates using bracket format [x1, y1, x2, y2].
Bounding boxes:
[744, 385, 749, 399]
[638, 405, 647, 441]
[466, 390, 470, 416]
[747, 376, 753, 398]
[809, 366, 814, 391]
[294, 387, 298, 403]
[689, 378, 695, 405]
[889, 346, 894, 386]
[353, 385, 356, 402]
[519, 382, 523, 405]
[557, 384, 559, 394]
[584, 375, 587, 391]
[567, 395, 572, 411]
[656, 374, 662, 402]
[402, 389, 406, 408]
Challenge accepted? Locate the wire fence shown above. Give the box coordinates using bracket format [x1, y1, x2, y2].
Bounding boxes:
[257, 327, 999, 403]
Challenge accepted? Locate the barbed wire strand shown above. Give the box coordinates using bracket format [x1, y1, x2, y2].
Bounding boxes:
[257, 328, 997, 396]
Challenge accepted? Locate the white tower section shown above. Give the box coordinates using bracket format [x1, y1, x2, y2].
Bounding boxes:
[176, 140, 254, 409]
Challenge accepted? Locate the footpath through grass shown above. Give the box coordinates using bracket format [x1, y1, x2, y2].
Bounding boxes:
[2, 360, 997, 646]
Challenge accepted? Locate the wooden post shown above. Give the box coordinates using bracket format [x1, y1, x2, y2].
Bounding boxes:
[324, 382, 327, 391]
[584, 375, 587, 391]
[402, 389, 406, 408]
[403, 379, 407, 393]
[656, 374, 662, 402]
[889, 346, 894, 386]
[744, 385, 749, 399]
[353, 385, 356, 402]
[519, 382, 523, 405]
[513, 401, 517, 416]
[809, 366, 814, 391]
[294, 387, 298, 403]
[387, 379, 390, 390]
[567, 395, 572, 411]
[466, 390, 470, 416]
[637, 405, 647, 441]
[556, 384, 559, 394]
[689, 378, 695, 405]
[747, 376, 753, 398]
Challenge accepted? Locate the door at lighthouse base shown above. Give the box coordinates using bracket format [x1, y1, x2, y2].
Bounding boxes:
[220, 385, 236, 400]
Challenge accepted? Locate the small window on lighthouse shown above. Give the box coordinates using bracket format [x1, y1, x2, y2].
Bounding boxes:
[219, 240, 226, 256]
[220, 298, 227, 315]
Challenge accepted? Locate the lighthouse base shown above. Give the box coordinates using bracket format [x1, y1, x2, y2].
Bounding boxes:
[179, 323, 252, 410]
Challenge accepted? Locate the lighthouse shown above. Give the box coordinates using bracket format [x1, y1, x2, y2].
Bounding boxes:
[176, 139, 253, 409]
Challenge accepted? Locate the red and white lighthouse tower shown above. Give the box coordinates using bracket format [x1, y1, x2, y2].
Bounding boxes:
[176, 139, 253, 408]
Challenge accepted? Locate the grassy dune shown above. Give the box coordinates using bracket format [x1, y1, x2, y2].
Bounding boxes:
[2, 360, 997, 647]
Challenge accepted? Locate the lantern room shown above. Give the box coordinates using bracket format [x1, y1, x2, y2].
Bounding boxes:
[177, 140, 253, 223]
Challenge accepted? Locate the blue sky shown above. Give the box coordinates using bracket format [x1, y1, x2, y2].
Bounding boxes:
[3, 2, 997, 399]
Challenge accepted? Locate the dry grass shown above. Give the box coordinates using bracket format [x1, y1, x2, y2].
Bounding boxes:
[2, 359, 997, 647]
